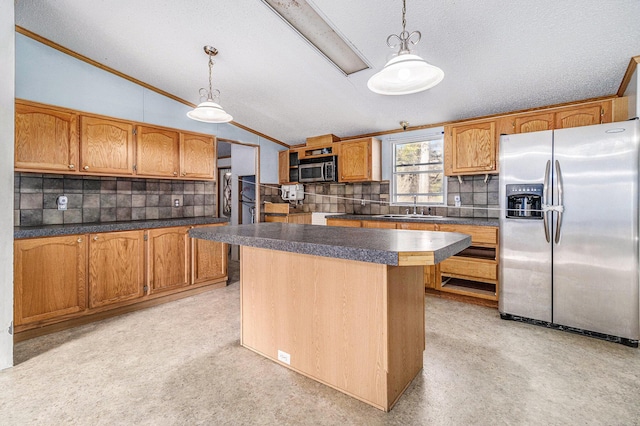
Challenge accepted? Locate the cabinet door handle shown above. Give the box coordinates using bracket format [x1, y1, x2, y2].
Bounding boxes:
[69, 164, 75, 169]
[77, 238, 82, 243]
[93, 236, 98, 241]
[173, 171, 178, 176]
[83, 165, 90, 170]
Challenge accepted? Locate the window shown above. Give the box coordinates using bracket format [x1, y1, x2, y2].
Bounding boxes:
[392, 136, 446, 205]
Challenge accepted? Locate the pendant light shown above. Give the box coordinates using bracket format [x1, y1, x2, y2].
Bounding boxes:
[187, 46, 233, 123]
[367, 0, 444, 95]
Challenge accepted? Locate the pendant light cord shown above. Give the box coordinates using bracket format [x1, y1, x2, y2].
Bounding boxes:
[208, 53, 214, 101]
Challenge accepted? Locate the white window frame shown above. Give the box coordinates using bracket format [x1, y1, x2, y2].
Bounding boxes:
[390, 133, 447, 207]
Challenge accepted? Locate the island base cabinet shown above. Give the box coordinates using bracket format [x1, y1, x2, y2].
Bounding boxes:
[240, 246, 424, 412]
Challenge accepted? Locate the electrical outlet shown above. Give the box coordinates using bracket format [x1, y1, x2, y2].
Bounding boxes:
[454, 195, 461, 207]
[277, 350, 291, 365]
[56, 195, 68, 211]
[174, 199, 180, 207]
[361, 198, 366, 206]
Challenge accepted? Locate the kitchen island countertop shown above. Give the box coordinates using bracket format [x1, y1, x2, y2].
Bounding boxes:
[189, 222, 471, 266]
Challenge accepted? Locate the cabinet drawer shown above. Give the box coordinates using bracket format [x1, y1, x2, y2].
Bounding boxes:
[440, 257, 497, 281]
[397, 223, 437, 231]
[437, 224, 498, 246]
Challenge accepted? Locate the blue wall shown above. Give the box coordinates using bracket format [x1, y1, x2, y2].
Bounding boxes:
[15, 33, 284, 183]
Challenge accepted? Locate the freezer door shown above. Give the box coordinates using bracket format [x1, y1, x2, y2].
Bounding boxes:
[552, 121, 640, 340]
[499, 131, 553, 322]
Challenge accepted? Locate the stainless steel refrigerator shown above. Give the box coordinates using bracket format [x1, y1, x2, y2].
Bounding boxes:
[499, 119, 640, 346]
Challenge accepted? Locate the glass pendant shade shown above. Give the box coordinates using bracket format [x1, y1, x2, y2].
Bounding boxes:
[187, 99, 233, 123]
[367, 53, 444, 95]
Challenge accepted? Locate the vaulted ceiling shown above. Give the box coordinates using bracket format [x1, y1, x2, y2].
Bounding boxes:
[14, 0, 640, 146]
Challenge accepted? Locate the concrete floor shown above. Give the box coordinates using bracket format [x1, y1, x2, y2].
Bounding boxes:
[1, 261, 639, 425]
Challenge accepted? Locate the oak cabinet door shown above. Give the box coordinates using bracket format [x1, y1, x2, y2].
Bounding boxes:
[135, 126, 180, 178]
[338, 137, 381, 182]
[445, 121, 497, 175]
[147, 227, 190, 294]
[555, 104, 604, 129]
[15, 101, 79, 172]
[80, 116, 134, 175]
[361, 220, 397, 229]
[14, 235, 87, 326]
[191, 225, 227, 285]
[88, 230, 145, 308]
[278, 150, 290, 184]
[513, 112, 555, 133]
[180, 132, 215, 179]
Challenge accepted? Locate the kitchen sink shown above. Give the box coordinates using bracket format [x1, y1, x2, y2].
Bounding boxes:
[373, 214, 444, 219]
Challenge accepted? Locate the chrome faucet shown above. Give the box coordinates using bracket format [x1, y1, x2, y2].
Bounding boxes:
[412, 195, 418, 214]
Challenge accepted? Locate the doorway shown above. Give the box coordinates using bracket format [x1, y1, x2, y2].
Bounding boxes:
[238, 175, 256, 224]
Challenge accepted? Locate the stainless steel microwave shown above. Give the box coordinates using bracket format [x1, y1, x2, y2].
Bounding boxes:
[298, 156, 337, 183]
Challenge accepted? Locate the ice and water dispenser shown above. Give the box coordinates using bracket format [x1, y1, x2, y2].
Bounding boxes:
[505, 184, 543, 219]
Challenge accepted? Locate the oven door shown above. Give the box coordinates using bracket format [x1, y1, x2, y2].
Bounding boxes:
[299, 163, 325, 182]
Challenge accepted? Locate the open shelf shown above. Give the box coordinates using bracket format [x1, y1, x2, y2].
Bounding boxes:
[440, 276, 497, 300]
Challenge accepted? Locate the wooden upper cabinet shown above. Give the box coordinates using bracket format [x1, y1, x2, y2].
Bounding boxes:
[80, 116, 134, 175]
[180, 132, 215, 179]
[278, 150, 290, 184]
[444, 120, 497, 176]
[14, 235, 87, 326]
[505, 101, 615, 135]
[135, 125, 180, 178]
[513, 112, 555, 134]
[88, 230, 145, 309]
[555, 104, 606, 129]
[147, 227, 190, 294]
[338, 137, 381, 182]
[15, 101, 79, 172]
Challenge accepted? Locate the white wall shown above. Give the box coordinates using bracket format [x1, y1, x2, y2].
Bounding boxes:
[623, 66, 638, 119]
[0, 0, 15, 370]
[14, 33, 283, 184]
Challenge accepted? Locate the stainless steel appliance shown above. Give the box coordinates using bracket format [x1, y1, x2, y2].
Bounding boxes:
[499, 119, 640, 346]
[298, 156, 337, 183]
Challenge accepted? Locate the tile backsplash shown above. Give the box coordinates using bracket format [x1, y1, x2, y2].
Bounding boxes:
[261, 175, 499, 218]
[15, 173, 216, 227]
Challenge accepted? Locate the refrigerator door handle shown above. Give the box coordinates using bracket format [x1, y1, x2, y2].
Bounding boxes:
[543, 160, 551, 243]
[555, 160, 564, 244]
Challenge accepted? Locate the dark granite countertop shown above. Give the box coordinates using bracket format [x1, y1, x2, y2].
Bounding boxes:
[189, 223, 471, 266]
[14, 217, 229, 239]
[327, 214, 499, 227]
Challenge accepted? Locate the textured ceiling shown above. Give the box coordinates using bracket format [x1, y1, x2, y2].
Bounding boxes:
[14, 0, 640, 145]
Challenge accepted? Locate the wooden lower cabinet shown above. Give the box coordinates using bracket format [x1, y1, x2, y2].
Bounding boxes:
[14, 224, 228, 337]
[14, 235, 87, 327]
[326, 218, 361, 227]
[147, 227, 190, 294]
[329, 219, 499, 301]
[88, 230, 146, 309]
[264, 213, 312, 224]
[191, 225, 228, 285]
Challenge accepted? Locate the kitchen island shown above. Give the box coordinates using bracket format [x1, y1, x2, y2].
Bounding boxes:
[190, 223, 471, 411]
